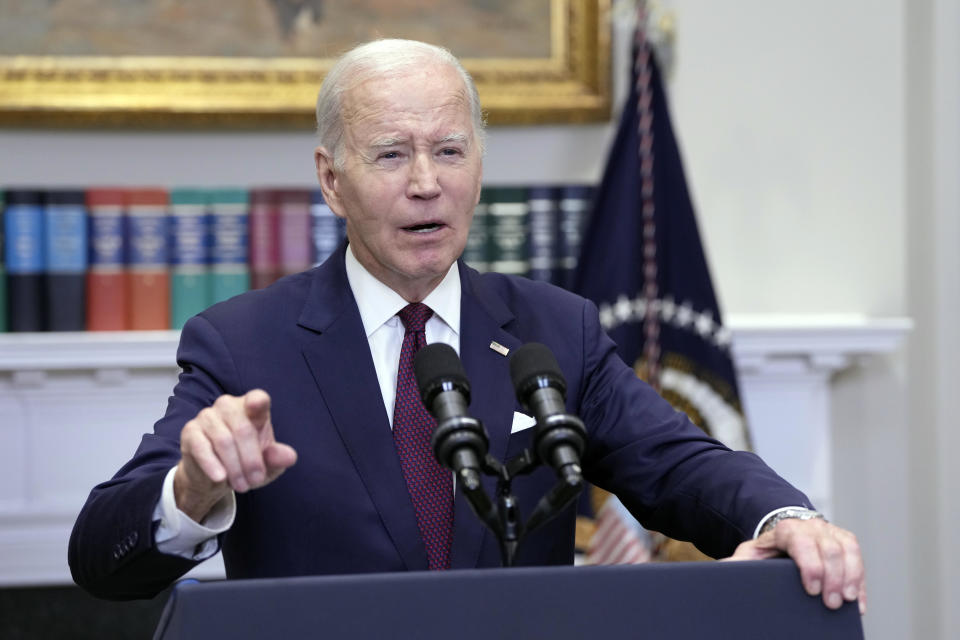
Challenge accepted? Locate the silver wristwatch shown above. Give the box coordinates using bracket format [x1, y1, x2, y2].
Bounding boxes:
[758, 508, 826, 536]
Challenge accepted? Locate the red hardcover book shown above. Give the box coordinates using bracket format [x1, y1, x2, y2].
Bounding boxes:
[277, 189, 313, 278]
[249, 189, 280, 289]
[126, 188, 170, 330]
[86, 188, 128, 331]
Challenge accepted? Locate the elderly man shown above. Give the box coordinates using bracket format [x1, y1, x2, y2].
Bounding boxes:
[69, 39, 864, 614]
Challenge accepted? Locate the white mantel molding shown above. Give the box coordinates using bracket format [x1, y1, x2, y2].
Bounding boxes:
[0, 314, 913, 374]
[0, 331, 178, 371]
[729, 314, 913, 374]
[727, 314, 913, 363]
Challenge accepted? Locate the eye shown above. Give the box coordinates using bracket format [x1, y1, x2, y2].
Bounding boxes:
[439, 147, 462, 157]
[379, 151, 400, 160]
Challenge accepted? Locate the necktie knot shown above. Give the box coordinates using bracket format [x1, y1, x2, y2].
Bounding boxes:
[397, 302, 432, 333]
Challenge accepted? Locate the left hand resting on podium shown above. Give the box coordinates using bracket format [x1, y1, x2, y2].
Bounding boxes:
[724, 518, 866, 615]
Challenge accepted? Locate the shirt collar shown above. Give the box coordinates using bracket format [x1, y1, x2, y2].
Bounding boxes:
[344, 244, 461, 337]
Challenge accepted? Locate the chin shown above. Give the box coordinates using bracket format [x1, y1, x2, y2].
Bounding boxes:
[412, 248, 458, 270]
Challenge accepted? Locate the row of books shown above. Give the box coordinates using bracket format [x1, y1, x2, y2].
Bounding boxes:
[0, 185, 593, 332]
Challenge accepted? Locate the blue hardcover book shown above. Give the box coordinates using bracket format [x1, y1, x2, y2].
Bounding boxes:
[86, 188, 128, 331]
[486, 186, 529, 277]
[0, 190, 6, 332]
[462, 190, 490, 272]
[170, 188, 211, 330]
[527, 186, 560, 283]
[209, 188, 249, 305]
[555, 185, 595, 290]
[44, 189, 88, 331]
[310, 189, 344, 267]
[4, 189, 45, 331]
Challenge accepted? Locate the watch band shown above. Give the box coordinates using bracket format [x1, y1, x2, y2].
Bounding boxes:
[758, 508, 826, 536]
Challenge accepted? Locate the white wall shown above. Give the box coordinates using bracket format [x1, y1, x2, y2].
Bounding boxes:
[1, 1, 952, 637]
[905, 2, 960, 639]
[670, 0, 906, 316]
[668, 2, 911, 639]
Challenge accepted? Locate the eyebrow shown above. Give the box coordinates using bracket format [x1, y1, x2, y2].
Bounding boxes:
[368, 133, 471, 149]
[369, 136, 405, 148]
[438, 133, 470, 146]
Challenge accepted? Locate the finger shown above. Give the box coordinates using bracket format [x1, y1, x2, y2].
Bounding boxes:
[724, 538, 780, 562]
[723, 541, 756, 562]
[858, 577, 868, 615]
[201, 404, 252, 493]
[244, 389, 272, 431]
[239, 391, 273, 486]
[838, 530, 865, 606]
[213, 394, 270, 490]
[778, 522, 825, 598]
[263, 442, 298, 482]
[817, 533, 846, 610]
[181, 420, 227, 485]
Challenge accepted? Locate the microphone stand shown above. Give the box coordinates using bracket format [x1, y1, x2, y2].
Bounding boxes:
[456, 446, 584, 568]
[454, 452, 523, 568]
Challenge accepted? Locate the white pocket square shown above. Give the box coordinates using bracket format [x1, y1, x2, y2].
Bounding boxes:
[511, 411, 536, 434]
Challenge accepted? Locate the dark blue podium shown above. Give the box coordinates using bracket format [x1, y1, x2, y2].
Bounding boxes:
[153, 559, 863, 639]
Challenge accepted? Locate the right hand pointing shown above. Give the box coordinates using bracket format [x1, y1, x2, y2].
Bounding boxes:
[173, 389, 298, 523]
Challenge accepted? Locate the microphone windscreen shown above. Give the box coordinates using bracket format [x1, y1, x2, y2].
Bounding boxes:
[414, 343, 470, 403]
[509, 342, 566, 397]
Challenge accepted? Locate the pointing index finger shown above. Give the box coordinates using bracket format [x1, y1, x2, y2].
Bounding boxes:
[243, 389, 271, 430]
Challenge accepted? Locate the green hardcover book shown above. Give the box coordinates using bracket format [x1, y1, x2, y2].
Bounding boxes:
[0, 189, 6, 333]
[462, 189, 490, 272]
[170, 188, 211, 330]
[209, 188, 250, 305]
[485, 186, 529, 276]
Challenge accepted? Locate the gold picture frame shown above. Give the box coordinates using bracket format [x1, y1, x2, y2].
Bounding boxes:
[0, 0, 610, 129]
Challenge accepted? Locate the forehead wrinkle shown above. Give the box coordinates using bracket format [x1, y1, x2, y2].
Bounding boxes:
[340, 68, 476, 151]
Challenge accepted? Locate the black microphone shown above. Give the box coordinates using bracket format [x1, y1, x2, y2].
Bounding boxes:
[509, 343, 586, 483]
[414, 343, 490, 491]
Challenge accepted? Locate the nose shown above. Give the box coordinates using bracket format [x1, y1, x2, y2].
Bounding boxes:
[406, 152, 441, 200]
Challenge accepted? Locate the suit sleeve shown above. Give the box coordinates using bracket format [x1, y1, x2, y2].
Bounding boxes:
[68, 314, 243, 600]
[575, 299, 813, 558]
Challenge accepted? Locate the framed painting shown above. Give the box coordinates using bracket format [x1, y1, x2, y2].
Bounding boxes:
[0, 0, 610, 128]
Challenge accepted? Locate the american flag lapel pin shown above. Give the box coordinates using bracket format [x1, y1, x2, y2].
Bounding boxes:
[489, 341, 510, 357]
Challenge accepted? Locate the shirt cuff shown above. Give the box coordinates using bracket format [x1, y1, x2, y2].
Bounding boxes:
[753, 506, 819, 539]
[153, 465, 236, 560]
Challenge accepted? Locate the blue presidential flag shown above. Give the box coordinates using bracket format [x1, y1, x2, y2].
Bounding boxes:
[574, 17, 747, 451]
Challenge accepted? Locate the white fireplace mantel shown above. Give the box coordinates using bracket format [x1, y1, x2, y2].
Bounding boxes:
[727, 314, 911, 524]
[0, 314, 911, 586]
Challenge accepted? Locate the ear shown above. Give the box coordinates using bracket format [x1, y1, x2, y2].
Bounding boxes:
[314, 145, 346, 219]
[474, 161, 484, 206]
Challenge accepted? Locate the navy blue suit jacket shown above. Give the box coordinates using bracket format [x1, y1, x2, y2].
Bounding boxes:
[69, 245, 812, 599]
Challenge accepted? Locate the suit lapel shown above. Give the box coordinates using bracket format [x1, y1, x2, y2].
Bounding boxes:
[297, 247, 429, 571]
[450, 263, 523, 569]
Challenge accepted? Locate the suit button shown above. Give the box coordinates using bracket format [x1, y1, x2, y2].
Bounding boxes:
[130, 531, 139, 546]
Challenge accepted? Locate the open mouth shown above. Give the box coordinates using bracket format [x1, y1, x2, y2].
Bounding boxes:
[402, 222, 443, 233]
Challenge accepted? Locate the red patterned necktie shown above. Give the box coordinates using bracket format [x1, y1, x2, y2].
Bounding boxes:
[392, 302, 453, 570]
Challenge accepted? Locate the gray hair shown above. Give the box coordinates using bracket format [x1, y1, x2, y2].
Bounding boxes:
[315, 39, 486, 169]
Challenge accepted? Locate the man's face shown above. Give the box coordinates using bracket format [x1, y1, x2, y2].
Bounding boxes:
[315, 62, 483, 301]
